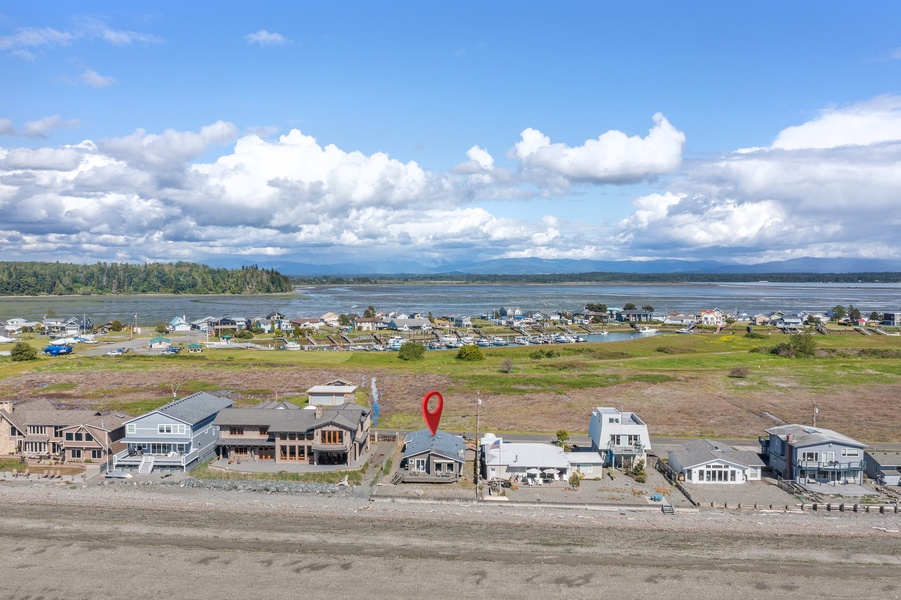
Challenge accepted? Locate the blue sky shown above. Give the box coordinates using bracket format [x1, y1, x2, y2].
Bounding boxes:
[2, 2, 901, 268]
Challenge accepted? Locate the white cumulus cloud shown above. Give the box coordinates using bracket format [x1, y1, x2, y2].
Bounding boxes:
[246, 29, 290, 46]
[512, 113, 686, 184]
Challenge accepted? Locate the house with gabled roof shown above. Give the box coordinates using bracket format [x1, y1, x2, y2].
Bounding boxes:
[168, 315, 191, 332]
[113, 392, 233, 473]
[668, 439, 764, 484]
[760, 424, 867, 485]
[213, 402, 370, 467]
[398, 428, 466, 483]
[0, 399, 125, 462]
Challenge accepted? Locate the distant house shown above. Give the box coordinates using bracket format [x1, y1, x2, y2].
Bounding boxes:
[452, 315, 472, 328]
[615, 310, 653, 323]
[864, 451, 901, 486]
[882, 312, 901, 327]
[168, 315, 191, 332]
[187, 343, 203, 353]
[759, 424, 867, 485]
[149, 336, 172, 349]
[498, 307, 522, 318]
[213, 402, 371, 467]
[191, 316, 218, 333]
[668, 439, 764, 484]
[320, 312, 341, 327]
[44, 316, 93, 336]
[663, 312, 695, 326]
[398, 429, 466, 483]
[290, 318, 322, 331]
[353, 317, 383, 331]
[389, 317, 432, 331]
[306, 381, 358, 406]
[113, 392, 233, 473]
[588, 407, 652, 469]
[699, 309, 725, 327]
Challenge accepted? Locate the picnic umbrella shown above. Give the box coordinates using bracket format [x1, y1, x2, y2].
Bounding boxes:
[526, 468, 541, 475]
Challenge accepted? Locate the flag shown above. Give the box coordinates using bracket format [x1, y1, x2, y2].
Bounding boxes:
[490, 439, 501, 448]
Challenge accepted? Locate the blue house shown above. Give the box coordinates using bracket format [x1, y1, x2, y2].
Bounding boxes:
[398, 428, 466, 483]
[760, 424, 867, 485]
[113, 392, 233, 473]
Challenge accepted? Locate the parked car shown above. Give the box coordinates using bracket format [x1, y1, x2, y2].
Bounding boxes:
[106, 348, 127, 356]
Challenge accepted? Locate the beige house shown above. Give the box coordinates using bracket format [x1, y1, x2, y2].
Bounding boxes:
[0, 399, 126, 463]
[213, 401, 371, 467]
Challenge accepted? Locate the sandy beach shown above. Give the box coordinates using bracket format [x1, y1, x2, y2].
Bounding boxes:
[1, 480, 900, 599]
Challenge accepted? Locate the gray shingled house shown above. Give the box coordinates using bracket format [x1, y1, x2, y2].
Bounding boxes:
[668, 439, 765, 484]
[398, 428, 466, 483]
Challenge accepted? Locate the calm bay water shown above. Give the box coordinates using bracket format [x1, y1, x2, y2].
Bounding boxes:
[1, 282, 901, 327]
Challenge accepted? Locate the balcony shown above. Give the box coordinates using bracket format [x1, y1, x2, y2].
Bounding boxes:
[796, 459, 865, 472]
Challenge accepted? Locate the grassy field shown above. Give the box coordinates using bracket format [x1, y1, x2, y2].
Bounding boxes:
[3, 329, 901, 442]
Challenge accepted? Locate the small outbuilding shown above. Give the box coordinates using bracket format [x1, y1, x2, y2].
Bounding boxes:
[864, 451, 901, 486]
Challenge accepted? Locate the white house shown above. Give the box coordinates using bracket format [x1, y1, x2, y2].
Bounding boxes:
[668, 439, 764, 484]
[588, 407, 652, 469]
[480, 434, 569, 482]
[168, 315, 191, 332]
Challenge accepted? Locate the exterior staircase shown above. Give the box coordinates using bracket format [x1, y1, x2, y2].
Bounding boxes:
[138, 455, 155, 474]
[661, 504, 675, 515]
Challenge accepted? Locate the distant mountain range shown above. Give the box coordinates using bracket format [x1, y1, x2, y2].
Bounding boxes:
[202, 256, 901, 276]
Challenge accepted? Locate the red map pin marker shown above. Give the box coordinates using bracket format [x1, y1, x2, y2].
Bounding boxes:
[421, 390, 443, 435]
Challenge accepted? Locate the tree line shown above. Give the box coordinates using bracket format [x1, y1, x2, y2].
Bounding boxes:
[0, 262, 292, 296]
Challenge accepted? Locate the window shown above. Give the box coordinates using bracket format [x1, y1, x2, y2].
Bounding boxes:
[54, 426, 63, 437]
[322, 430, 344, 445]
[65, 432, 74, 441]
[71, 449, 81, 459]
[74, 432, 83, 442]
[801, 451, 819, 462]
[259, 426, 269, 436]
[842, 448, 860, 457]
[91, 449, 103, 459]
[85, 434, 93, 442]
[126, 423, 136, 435]
[229, 426, 244, 436]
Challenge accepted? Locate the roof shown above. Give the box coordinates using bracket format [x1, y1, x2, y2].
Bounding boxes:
[307, 385, 357, 395]
[402, 428, 465, 462]
[138, 392, 233, 426]
[0, 399, 124, 432]
[670, 439, 765, 470]
[483, 440, 569, 469]
[213, 402, 369, 433]
[149, 336, 171, 344]
[765, 424, 866, 449]
[865, 451, 901, 467]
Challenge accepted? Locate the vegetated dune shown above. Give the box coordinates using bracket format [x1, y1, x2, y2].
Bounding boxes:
[3, 362, 900, 442]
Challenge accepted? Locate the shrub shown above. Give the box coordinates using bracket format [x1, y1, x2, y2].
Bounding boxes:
[456, 344, 484, 361]
[10, 342, 37, 362]
[499, 357, 513, 373]
[529, 348, 561, 360]
[744, 331, 767, 339]
[729, 366, 750, 378]
[397, 341, 425, 361]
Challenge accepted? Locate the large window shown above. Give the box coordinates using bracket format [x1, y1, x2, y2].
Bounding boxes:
[126, 423, 136, 435]
[842, 448, 860, 457]
[322, 430, 344, 445]
[158, 424, 187, 435]
[71, 449, 81, 459]
[801, 451, 819, 462]
[91, 449, 103, 459]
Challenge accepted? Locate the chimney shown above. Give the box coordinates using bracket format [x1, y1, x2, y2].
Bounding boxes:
[0, 401, 12, 413]
[315, 405, 322, 419]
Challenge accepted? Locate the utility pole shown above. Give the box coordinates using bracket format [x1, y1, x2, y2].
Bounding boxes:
[475, 390, 481, 500]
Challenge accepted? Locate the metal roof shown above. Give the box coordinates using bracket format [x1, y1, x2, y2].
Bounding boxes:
[402, 428, 465, 462]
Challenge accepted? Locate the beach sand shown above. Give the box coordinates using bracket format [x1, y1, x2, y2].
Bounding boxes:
[1, 480, 900, 599]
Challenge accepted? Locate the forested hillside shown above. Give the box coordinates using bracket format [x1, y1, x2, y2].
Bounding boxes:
[0, 262, 292, 296]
